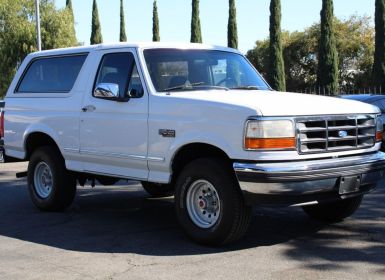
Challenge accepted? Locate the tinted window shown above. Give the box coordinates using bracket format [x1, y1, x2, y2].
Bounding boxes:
[94, 52, 143, 98]
[17, 54, 87, 93]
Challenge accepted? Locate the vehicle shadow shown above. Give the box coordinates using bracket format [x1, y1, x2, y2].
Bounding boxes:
[0, 177, 384, 265]
[281, 188, 385, 271]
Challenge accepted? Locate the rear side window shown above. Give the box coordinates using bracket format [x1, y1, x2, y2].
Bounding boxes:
[17, 54, 87, 93]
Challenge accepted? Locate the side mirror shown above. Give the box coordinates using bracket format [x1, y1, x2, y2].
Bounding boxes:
[94, 83, 120, 100]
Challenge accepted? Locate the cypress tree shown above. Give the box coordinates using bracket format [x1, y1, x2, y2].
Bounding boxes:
[65, 0, 76, 44]
[190, 0, 202, 43]
[152, 0, 160, 41]
[317, 0, 339, 95]
[373, 0, 385, 91]
[120, 0, 127, 42]
[227, 0, 238, 49]
[90, 0, 103, 45]
[66, 0, 73, 11]
[268, 0, 286, 91]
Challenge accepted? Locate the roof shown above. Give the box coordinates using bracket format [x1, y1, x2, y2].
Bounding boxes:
[28, 42, 240, 58]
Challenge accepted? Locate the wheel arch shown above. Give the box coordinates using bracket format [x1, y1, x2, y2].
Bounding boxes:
[170, 142, 233, 183]
[24, 132, 62, 160]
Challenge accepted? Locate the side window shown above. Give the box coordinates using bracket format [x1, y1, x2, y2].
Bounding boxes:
[17, 54, 87, 93]
[94, 52, 143, 99]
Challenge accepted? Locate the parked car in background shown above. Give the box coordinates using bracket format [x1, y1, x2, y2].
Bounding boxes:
[342, 94, 385, 151]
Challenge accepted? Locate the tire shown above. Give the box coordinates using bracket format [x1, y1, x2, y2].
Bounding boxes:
[27, 146, 76, 211]
[302, 195, 363, 222]
[141, 182, 174, 197]
[175, 157, 251, 246]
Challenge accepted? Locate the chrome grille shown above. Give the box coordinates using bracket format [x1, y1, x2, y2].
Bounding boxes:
[296, 115, 376, 154]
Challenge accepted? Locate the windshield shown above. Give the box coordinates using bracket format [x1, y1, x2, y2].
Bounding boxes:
[143, 49, 270, 92]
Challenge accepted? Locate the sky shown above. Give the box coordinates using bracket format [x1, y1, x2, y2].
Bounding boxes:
[55, 0, 375, 54]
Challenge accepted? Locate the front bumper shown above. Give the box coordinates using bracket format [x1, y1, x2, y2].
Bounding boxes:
[234, 152, 385, 206]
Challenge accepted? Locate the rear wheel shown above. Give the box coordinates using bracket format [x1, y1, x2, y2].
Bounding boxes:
[302, 195, 363, 222]
[141, 182, 174, 197]
[175, 157, 251, 246]
[27, 146, 76, 211]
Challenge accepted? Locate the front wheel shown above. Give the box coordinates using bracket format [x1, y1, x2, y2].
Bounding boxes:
[175, 158, 251, 246]
[27, 146, 76, 211]
[302, 195, 363, 222]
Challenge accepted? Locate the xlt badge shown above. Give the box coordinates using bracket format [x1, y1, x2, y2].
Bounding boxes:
[159, 129, 176, 138]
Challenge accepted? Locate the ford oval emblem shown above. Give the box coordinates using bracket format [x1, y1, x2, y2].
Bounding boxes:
[338, 130, 348, 138]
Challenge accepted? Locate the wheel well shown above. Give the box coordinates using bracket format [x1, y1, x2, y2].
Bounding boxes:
[25, 132, 60, 160]
[171, 143, 231, 183]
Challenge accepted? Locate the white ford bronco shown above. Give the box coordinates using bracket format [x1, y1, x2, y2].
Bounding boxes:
[2, 43, 385, 245]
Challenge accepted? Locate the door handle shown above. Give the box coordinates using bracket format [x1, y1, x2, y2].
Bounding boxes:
[81, 105, 96, 112]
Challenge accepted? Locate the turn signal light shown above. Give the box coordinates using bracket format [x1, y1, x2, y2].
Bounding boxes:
[376, 131, 383, 142]
[245, 137, 296, 150]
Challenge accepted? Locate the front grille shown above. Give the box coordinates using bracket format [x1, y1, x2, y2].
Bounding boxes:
[297, 115, 376, 154]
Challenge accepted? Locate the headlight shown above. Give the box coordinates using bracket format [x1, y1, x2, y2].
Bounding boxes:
[244, 119, 296, 150]
[376, 117, 383, 142]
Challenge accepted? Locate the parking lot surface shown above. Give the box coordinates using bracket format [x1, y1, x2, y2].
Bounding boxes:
[0, 162, 384, 280]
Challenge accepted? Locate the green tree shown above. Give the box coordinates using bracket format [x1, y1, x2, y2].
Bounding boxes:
[120, 0, 127, 42]
[373, 0, 385, 90]
[246, 16, 374, 93]
[65, 0, 76, 43]
[227, 0, 238, 49]
[268, 0, 286, 91]
[0, 0, 78, 98]
[152, 0, 160, 41]
[317, 0, 339, 94]
[190, 0, 202, 43]
[90, 0, 102, 44]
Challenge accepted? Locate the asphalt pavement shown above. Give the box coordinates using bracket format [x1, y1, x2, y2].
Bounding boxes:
[0, 162, 384, 280]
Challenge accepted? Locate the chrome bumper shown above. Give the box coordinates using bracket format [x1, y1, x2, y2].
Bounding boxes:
[234, 152, 385, 205]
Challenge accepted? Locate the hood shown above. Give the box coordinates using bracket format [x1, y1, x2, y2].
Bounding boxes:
[168, 90, 380, 116]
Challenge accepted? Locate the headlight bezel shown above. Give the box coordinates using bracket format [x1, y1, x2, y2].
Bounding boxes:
[244, 117, 296, 151]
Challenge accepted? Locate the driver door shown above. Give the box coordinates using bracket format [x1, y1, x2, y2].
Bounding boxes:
[79, 49, 148, 179]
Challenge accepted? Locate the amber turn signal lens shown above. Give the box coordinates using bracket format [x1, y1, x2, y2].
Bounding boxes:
[376, 131, 383, 142]
[245, 137, 296, 150]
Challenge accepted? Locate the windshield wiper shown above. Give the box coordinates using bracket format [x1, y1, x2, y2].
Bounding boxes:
[164, 82, 205, 92]
[193, 85, 229, 91]
[230, 85, 264, 90]
[164, 82, 229, 92]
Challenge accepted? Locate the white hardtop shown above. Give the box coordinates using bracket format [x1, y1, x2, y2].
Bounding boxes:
[27, 42, 240, 58]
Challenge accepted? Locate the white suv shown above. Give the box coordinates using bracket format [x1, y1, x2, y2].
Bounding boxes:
[2, 42, 385, 245]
